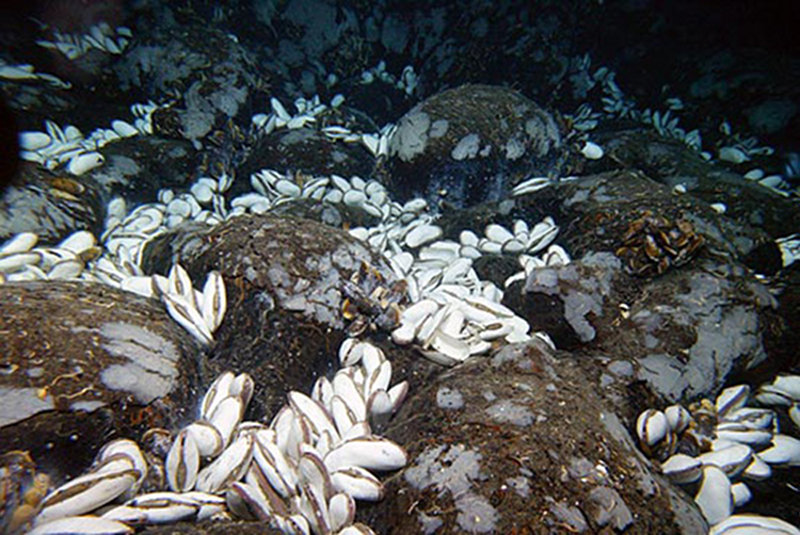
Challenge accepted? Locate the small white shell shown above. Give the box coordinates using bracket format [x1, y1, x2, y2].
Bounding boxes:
[29, 516, 133, 535]
[697, 444, 753, 477]
[709, 514, 800, 535]
[660, 453, 702, 485]
[718, 146, 749, 164]
[166, 429, 200, 492]
[404, 224, 442, 248]
[758, 434, 800, 466]
[19, 131, 52, 150]
[664, 405, 691, 434]
[694, 466, 732, 526]
[580, 141, 603, 160]
[195, 434, 254, 494]
[0, 232, 38, 255]
[111, 120, 138, 138]
[636, 409, 668, 448]
[67, 151, 104, 175]
[715, 384, 750, 418]
[330, 466, 384, 501]
[323, 437, 407, 473]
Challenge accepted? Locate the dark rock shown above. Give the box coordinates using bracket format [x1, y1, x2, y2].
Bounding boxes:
[501, 171, 781, 403]
[506, 249, 776, 404]
[382, 84, 564, 208]
[596, 128, 800, 242]
[362, 338, 707, 534]
[0, 163, 104, 243]
[532, 171, 773, 270]
[508, 252, 623, 350]
[234, 122, 377, 196]
[0, 280, 202, 484]
[90, 136, 198, 207]
[112, 19, 269, 147]
[141, 214, 405, 421]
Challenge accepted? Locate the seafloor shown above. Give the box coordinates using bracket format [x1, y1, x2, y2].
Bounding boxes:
[1, 1, 800, 534]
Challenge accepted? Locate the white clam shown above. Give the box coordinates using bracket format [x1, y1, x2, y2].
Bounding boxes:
[166, 429, 200, 492]
[730, 482, 751, 508]
[694, 465, 733, 526]
[36, 469, 138, 525]
[67, 151, 104, 175]
[405, 224, 442, 248]
[580, 140, 603, 159]
[660, 453, 702, 484]
[0, 232, 39, 255]
[636, 409, 669, 448]
[697, 444, 752, 477]
[716, 385, 751, 417]
[758, 434, 800, 466]
[29, 516, 133, 535]
[709, 514, 800, 535]
[768, 375, 800, 400]
[664, 404, 691, 434]
[195, 434, 254, 493]
[323, 437, 407, 473]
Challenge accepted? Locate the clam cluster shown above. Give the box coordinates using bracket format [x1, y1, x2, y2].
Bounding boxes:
[252, 95, 394, 159]
[569, 54, 800, 201]
[21, 337, 408, 535]
[0, 230, 100, 283]
[635, 376, 800, 531]
[356, 61, 419, 97]
[8, 84, 574, 368]
[0, 58, 70, 89]
[18, 102, 159, 176]
[0, 231, 227, 346]
[615, 211, 704, 276]
[89, 133, 570, 367]
[36, 23, 132, 59]
[2, 153, 571, 365]
[742, 168, 793, 198]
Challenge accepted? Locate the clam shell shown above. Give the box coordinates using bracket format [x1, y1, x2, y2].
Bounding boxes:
[0, 232, 38, 255]
[730, 482, 751, 508]
[636, 409, 668, 448]
[323, 437, 407, 473]
[581, 141, 604, 159]
[716, 385, 750, 418]
[709, 514, 800, 535]
[697, 444, 752, 477]
[758, 434, 800, 466]
[19, 131, 52, 151]
[67, 151, 104, 175]
[660, 453, 702, 484]
[29, 516, 133, 535]
[330, 466, 384, 501]
[166, 429, 200, 492]
[694, 466, 733, 526]
[195, 434, 254, 494]
[405, 224, 442, 248]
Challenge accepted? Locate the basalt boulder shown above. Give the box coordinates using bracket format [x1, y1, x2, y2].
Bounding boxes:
[0, 280, 203, 484]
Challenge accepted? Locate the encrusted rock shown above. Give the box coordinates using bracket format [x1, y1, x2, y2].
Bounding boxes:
[363, 337, 707, 533]
[0, 280, 201, 483]
[141, 214, 404, 420]
[506, 248, 776, 404]
[0, 164, 104, 243]
[383, 84, 563, 208]
[235, 126, 376, 189]
[90, 136, 199, 207]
